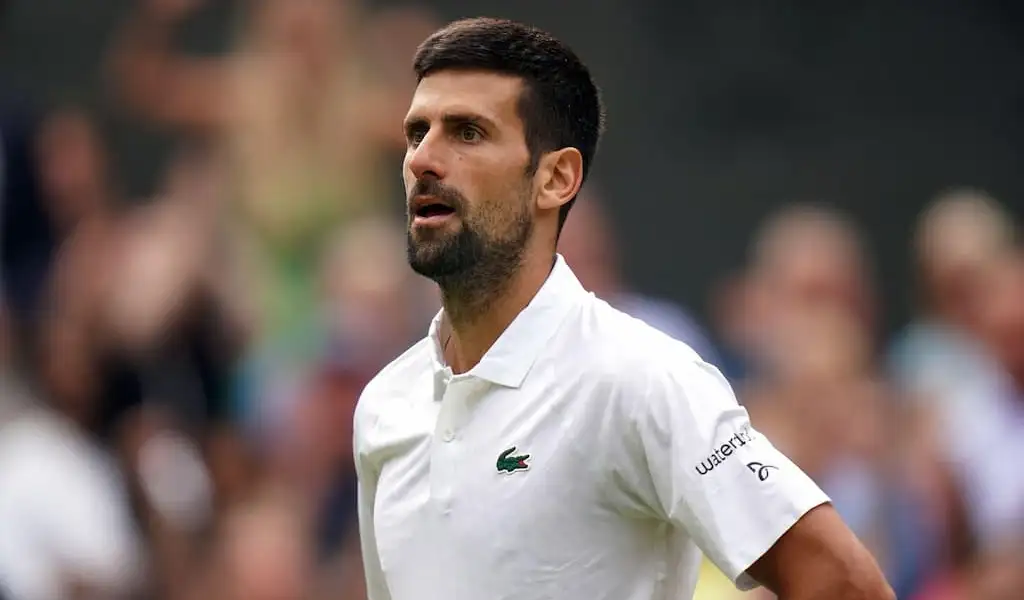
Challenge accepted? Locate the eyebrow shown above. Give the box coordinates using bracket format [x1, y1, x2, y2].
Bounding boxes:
[404, 112, 497, 135]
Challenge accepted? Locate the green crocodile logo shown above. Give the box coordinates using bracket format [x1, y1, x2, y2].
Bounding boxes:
[496, 447, 530, 474]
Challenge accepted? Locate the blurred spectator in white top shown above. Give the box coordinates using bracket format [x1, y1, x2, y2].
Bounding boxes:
[0, 273, 143, 600]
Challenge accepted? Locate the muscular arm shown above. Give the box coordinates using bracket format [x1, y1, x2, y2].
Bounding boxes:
[747, 504, 895, 600]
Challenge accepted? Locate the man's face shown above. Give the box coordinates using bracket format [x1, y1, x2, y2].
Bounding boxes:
[402, 70, 535, 281]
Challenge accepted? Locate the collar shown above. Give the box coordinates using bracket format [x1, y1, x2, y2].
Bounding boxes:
[427, 254, 587, 388]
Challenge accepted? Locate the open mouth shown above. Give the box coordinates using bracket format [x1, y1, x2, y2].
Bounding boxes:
[415, 203, 456, 218]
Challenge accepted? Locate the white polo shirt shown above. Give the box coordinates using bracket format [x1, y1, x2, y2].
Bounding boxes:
[354, 255, 828, 600]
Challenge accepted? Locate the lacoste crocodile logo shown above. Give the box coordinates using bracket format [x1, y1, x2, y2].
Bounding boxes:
[496, 447, 530, 474]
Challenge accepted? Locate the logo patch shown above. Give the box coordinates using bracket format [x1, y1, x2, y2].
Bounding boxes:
[746, 461, 779, 481]
[496, 447, 530, 474]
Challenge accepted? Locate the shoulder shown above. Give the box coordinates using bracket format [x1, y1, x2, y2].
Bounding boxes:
[569, 297, 725, 404]
[354, 337, 434, 436]
[616, 293, 710, 341]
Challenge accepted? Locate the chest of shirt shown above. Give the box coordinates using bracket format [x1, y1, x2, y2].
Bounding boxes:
[368, 370, 665, 597]
[374, 372, 602, 530]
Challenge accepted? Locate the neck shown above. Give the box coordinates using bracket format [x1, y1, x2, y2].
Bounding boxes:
[439, 252, 555, 374]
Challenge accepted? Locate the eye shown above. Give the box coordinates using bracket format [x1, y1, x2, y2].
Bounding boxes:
[457, 125, 482, 143]
[406, 124, 428, 146]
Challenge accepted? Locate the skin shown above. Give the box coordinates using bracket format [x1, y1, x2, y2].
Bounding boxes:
[400, 68, 894, 600]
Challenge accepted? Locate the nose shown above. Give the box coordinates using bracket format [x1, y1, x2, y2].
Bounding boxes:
[406, 131, 447, 182]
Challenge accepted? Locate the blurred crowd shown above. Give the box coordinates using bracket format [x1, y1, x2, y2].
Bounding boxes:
[0, 1, 1022, 600]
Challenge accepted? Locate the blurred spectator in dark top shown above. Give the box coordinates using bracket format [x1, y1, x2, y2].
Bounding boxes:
[559, 187, 721, 365]
[32, 106, 133, 435]
[99, 149, 240, 430]
[98, 147, 249, 518]
[33, 106, 146, 442]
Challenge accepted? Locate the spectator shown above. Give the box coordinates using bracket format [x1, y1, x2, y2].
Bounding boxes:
[107, 0, 440, 434]
[0, 286, 143, 600]
[717, 204, 877, 386]
[888, 188, 1016, 410]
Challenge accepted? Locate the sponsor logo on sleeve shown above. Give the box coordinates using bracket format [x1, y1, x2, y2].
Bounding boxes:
[746, 461, 779, 481]
[694, 424, 761, 476]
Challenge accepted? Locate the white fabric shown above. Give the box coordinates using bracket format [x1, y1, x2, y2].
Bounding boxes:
[942, 368, 1024, 553]
[354, 255, 828, 600]
[0, 410, 141, 600]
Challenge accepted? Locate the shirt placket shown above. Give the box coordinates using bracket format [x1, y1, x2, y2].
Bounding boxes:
[431, 372, 478, 514]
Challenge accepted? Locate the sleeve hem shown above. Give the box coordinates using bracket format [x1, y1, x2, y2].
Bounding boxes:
[730, 496, 831, 591]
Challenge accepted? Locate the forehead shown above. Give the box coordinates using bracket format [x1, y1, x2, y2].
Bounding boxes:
[407, 70, 525, 127]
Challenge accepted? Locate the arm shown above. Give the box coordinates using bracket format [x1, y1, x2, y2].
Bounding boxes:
[607, 355, 893, 599]
[747, 503, 895, 599]
[105, 0, 229, 132]
[353, 402, 392, 600]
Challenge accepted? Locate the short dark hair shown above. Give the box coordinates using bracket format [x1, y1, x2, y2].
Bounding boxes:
[413, 17, 605, 233]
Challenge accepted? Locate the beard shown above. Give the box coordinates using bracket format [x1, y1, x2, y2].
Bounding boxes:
[406, 179, 533, 291]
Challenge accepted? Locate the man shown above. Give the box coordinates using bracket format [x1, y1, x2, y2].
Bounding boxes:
[354, 17, 894, 600]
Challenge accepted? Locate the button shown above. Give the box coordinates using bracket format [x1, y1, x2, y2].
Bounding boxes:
[436, 493, 453, 514]
[442, 429, 455, 442]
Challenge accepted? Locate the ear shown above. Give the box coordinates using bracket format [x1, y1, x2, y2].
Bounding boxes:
[534, 147, 583, 213]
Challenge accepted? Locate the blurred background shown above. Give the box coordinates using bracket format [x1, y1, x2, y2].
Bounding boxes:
[0, 1, 1022, 599]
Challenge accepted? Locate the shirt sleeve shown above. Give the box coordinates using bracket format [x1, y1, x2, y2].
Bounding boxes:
[606, 358, 830, 590]
[354, 404, 393, 600]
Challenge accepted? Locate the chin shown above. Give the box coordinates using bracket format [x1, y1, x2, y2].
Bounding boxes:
[408, 258, 466, 281]
[407, 243, 463, 279]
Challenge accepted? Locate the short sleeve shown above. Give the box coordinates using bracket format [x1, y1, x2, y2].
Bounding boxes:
[606, 359, 829, 590]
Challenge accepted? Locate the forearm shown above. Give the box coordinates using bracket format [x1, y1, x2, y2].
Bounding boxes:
[778, 586, 895, 600]
[747, 505, 896, 600]
[773, 561, 896, 600]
